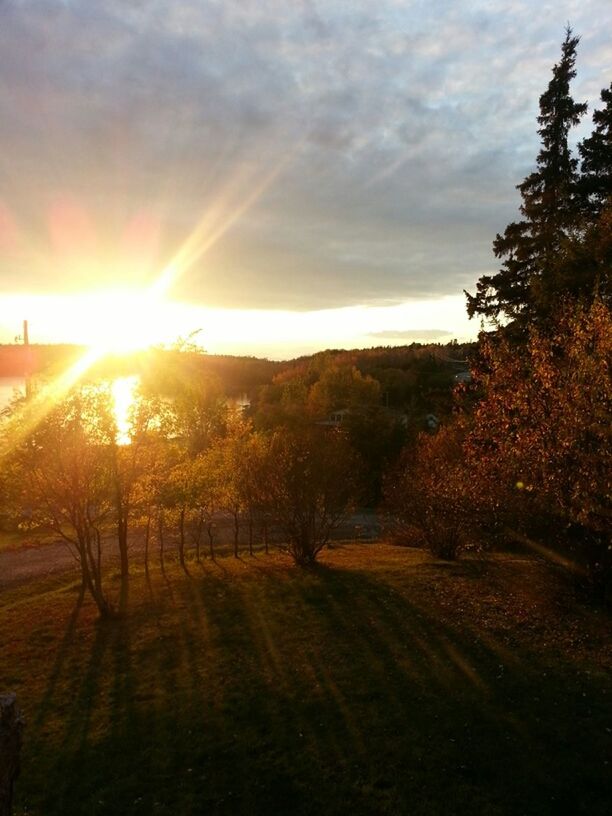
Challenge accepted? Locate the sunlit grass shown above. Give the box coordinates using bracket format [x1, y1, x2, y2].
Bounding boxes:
[1, 543, 610, 816]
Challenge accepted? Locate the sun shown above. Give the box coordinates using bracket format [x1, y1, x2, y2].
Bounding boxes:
[82, 266, 179, 355]
[88, 289, 163, 354]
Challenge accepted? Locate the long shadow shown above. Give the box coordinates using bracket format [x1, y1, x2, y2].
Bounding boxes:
[19, 559, 612, 816]
[32, 586, 84, 734]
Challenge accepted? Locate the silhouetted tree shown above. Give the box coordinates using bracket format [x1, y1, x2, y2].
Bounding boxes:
[579, 82, 612, 218]
[267, 428, 362, 566]
[466, 28, 587, 327]
[191, 450, 224, 560]
[562, 82, 612, 307]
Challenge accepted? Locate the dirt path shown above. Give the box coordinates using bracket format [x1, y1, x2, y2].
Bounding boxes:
[0, 512, 381, 592]
[0, 539, 76, 590]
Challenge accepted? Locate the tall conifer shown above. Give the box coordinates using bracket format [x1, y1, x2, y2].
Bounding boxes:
[466, 28, 587, 326]
[579, 83, 612, 218]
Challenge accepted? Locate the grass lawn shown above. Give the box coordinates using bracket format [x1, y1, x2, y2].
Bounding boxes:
[1, 542, 610, 815]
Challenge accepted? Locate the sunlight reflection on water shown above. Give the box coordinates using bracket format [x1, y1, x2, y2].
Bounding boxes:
[111, 375, 139, 445]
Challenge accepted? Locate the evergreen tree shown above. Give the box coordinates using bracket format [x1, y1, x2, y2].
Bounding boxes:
[578, 82, 612, 218]
[556, 84, 612, 307]
[466, 28, 587, 326]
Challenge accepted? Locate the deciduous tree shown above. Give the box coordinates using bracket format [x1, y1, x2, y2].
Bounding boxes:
[267, 428, 362, 566]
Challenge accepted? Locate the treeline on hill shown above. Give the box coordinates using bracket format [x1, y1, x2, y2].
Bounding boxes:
[388, 28, 611, 600]
[0, 343, 283, 397]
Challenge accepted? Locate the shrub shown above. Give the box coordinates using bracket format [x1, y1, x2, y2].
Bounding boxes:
[385, 425, 473, 560]
[267, 428, 362, 566]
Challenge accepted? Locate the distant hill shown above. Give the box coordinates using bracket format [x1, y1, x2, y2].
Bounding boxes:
[0, 344, 282, 397]
[0, 340, 474, 402]
[0, 344, 84, 378]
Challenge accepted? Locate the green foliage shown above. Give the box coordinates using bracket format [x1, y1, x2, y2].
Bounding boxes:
[307, 364, 381, 416]
[155, 370, 228, 457]
[343, 408, 407, 505]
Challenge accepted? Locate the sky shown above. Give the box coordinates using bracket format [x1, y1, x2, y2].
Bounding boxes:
[0, 0, 611, 359]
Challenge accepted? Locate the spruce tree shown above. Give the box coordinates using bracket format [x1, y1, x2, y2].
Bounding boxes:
[466, 28, 587, 326]
[569, 83, 612, 305]
[579, 82, 612, 218]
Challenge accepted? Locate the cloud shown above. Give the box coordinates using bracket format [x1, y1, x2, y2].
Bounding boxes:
[367, 329, 454, 340]
[0, 0, 610, 316]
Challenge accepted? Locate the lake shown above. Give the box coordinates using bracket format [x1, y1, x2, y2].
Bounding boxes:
[0, 375, 137, 444]
[0, 376, 26, 410]
[0, 376, 250, 444]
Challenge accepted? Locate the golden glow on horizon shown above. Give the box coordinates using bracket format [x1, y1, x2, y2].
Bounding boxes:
[1, 124, 301, 355]
[0, 125, 480, 363]
[0, 292, 476, 357]
[0, 271, 176, 455]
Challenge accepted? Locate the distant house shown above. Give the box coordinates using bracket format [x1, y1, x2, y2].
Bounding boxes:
[317, 406, 409, 429]
[425, 413, 439, 430]
[317, 408, 352, 427]
[229, 393, 251, 416]
[454, 370, 472, 383]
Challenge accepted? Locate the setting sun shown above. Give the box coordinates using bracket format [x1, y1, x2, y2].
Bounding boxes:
[86, 288, 169, 354]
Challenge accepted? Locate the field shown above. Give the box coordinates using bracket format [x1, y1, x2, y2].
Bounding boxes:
[1, 542, 610, 815]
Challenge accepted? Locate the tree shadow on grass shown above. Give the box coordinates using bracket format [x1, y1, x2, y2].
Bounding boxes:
[31, 586, 85, 734]
[22, 561, 612, 816]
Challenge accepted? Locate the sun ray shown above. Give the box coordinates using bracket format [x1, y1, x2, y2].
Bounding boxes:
[0, 135, 303, 454]
[157, 136, 302, 298]
[0, 343, 106, 459]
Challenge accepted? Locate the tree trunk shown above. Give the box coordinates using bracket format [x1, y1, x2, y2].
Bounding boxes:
[78, 542, 112, 618]
[118, 514, 129, 615]
[158, 510, 165, 569]
[195, 509, 204, 562]
[144, 513, 151, 575]
[207, 525, 215, 560]
[233, 512, 239, 558]
[0, 694, 24, 816]
[178, 507, 186, 570]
